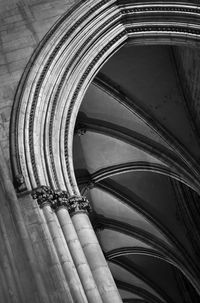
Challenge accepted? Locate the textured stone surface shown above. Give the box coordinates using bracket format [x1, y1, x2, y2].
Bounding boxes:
[0, 0, 78, 169]
[0, 1, 80, 301]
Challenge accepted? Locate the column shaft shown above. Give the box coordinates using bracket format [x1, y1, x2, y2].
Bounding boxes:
[56, 206, 103, 303]
[72, 212, 123, 303]
[42, 204, 88, 303]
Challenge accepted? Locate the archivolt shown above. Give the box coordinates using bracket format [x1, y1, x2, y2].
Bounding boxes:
[10, 0, 200, 194]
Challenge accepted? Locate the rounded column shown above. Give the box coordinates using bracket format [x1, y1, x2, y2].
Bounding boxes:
[32, 186, 88, 303]
[43, 188, 103, 303]
[68, 195, 123, 303]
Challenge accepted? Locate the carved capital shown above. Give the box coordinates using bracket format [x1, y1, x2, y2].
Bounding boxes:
[54, 189, 69, 209]
[32, 187, 91, 215]
[74, 123, 87, 136]
[14, 174, 26, 192]
[68, 195, 92, 215]
[32, 186, 56, 209]
[87, 181, 95, 190]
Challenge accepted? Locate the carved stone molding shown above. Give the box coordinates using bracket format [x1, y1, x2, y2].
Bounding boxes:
[68, 195, 92, 215]
[53, 189, 69, 209]
[32, 186, 91, 214]
[31, 185, 55, 209]
[14, 174, 26, 192]
[32, 186, 69, 210]
[74, 123, 87, 136]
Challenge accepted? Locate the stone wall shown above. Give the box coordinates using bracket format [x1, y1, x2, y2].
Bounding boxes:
[0, 0, 78, 173]
[0, 1, 80, 302]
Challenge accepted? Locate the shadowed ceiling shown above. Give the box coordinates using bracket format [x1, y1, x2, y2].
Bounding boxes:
[73, 44, 200, 302]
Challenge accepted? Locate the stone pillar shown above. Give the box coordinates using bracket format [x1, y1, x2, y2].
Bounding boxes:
[32, 186, 122, 303]
[32, 186, 88, 303]
[68, 196, 123, 303]
[53, 190, 103, 303]
[0, 215, 24, 303]
[0, 148, 49, 303]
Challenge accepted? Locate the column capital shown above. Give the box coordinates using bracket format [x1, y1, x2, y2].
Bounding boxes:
[32, 186, 91, 214]
[31, 186, 56, 209]
[68, 195, 92, 215]
[74, 123, 87, 136]
[54, 189, 69, 209]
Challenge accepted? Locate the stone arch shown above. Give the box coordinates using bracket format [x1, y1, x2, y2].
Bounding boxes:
[10, 0, 200, 195]
[9, 1, 200, 298]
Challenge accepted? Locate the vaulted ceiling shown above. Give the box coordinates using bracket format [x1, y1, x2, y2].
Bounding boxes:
[73, 44, 200, 302]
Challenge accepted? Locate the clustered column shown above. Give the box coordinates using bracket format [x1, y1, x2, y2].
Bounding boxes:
[32, 186, 87, 303]
[32, 186, 122, 303]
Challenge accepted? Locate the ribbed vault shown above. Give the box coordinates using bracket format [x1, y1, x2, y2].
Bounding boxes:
[73, 40, 200, 302]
